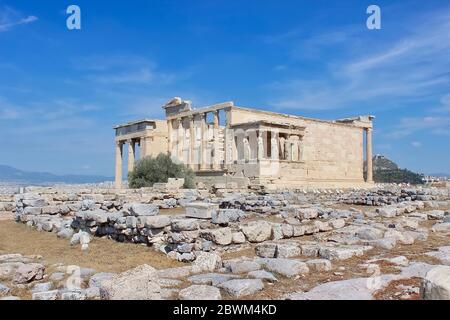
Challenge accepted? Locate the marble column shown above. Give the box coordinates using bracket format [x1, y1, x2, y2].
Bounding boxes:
[115, 141, 123, 188]
[189, 116, 195, 169]
[291, 136, 299, 161]
[366, 128, 373, 182]
[177, 118, 184, 161]
[127, 139, 135, 173]
[279, 136, 286, 160]
[235, 130, 244, 163]
[232, 133, 238, 163]
[298, 138, 304, 161]
[224, 109, 231, 166]
[284, 138, 291, 161]
[167, 119, 173, 156]
[213, 111, 220, 169]
[200, 113, 207, 170]
[140, 137, 146, 158]
[243, 136, 250, 162]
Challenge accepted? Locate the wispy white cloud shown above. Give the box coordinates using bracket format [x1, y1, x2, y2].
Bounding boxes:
[72, 55, 175, 85]
[0, 97, 101, 135]
[387, 116, 450, 139]
[266, 9, 450, 112]
[261, 27, 352, 61]
[0, 5, 37, 32]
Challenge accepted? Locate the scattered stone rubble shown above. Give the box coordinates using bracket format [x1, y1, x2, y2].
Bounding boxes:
[1, 183, 450, 299]
[0, 194, 15, 219]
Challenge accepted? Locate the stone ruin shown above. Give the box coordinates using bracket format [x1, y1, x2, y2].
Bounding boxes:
[1, 182, 450, 300]
[11, 184, 450, 258]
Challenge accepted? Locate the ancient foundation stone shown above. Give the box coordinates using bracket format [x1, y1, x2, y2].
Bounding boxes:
[99, 264, 161, 300]
[185, 202, 219, 219]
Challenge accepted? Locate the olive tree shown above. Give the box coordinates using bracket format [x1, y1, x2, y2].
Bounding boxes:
[128, 153, 195, 189]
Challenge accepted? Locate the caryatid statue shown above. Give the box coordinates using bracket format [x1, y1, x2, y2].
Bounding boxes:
[257, 132, 264, 160]
[279, 136, 285, 159]
[243, 136, 251, 161]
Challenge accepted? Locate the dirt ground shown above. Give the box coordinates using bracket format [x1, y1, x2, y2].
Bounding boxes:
[0, 212, 14, 221]
[373, 277, 422, 300]
[0, 220, 182, 273]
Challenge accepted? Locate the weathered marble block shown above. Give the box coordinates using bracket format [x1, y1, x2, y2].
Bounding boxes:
[185, 202, 219, 219]
[167, 178, 185, 189]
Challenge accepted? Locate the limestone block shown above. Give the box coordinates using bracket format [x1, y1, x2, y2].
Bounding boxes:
[218, 279, 264, 298]
[129, 203, 159, 216]
[421, 266, 450, 300]
[185, 202, 219, 219]
[99, 264, 161, 300]
[179, 285, 221, 300]
[259, 258, 309, 278]
[13, 263, 45, 284]
[306, 259, 332, 272]
[167, 178, 185, 189]
[240, 221, 272, 243]
[232, 232, 246, 244]
[192, 252, 222, 273]
[199, 227, 232, 246]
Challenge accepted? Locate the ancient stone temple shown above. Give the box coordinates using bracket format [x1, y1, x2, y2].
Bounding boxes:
[114, 97, 374, 189]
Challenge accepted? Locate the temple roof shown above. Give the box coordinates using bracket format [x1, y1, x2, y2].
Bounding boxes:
[113, 119, 158, 129]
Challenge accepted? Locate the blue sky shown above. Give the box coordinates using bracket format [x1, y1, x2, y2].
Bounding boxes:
[1, 0, 449, 176]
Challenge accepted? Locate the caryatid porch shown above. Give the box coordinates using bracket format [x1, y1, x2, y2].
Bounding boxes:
[164, 103, 308, 172]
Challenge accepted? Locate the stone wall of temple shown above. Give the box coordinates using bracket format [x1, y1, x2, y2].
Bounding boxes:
[229, 108, 366, 187]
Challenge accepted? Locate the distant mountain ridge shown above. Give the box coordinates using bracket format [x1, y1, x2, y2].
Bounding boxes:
[0, 165, 112, 184]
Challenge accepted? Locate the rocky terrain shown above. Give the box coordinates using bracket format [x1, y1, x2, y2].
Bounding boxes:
[1, 182, 449, 300]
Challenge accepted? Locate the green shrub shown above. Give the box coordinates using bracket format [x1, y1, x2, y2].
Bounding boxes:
[373, 169, 424, 184]
[128, 153, 195, 189]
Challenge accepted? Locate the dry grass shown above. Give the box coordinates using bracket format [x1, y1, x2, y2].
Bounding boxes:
[373, 277, 422, 300]
[221, 247, 256, 261]
[0, 220, 182, 273]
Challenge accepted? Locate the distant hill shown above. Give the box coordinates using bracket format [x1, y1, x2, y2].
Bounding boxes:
[0, 165, 113, 185]
[371, 155, 424, 184]
[373, 168, 424, 184]
[373, 155, 399, 171]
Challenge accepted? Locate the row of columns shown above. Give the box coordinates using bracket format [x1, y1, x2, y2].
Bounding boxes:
[365, 127, 373, 183]
[238, 131, 304, 163]
[115, 139, 139, 188]
[168, 113, 309, 170]
[168, 109, 229, 170]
